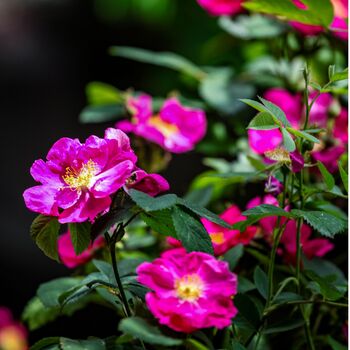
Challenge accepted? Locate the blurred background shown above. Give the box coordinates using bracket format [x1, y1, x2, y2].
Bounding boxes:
[0, 0, 347, 345]
[0, 0, 222, 343]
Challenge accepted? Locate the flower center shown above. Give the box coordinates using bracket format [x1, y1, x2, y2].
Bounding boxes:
[210, 232, 225, 245]
[175, 274, 203, 302]
[265, 148, 291, 164]
[148, 115, 179, 138]
[63, 159, 97, 190]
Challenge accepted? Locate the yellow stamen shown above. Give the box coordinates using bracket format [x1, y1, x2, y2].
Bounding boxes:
[63, 159, 97, 191]
[264, 148, 291, 164]
[210, 232, 225, 245]
[175, 274, 203, 302]
[148, 115, 179, 138]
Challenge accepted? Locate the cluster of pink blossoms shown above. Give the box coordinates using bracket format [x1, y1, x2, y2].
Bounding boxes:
[23, 128, 169, 224]
[0, 307, 27, 350]
[247, 195, 334, 264]
[137, 250, 237, 333]
[249, 88, 348, 173]
[167, 204, 257, 256]
[117, 95, 207, 153]
[197, 0, 348, 40]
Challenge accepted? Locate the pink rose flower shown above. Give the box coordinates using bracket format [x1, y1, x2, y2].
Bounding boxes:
[279, 220, 334, 265]
[0, 307, 27, 350]
[58, 231, 105, 268]
[24, 128, 137, 223]
[265, 176, 283, 196]
[248, 129, 283, 155]
[333, 107, 348, 144]
[137, 251, 238, 333]
[197, 0, 244, 16]
[308, 91, 333, 128]
[124, 169, 169, 197]
[117, 94, 207, 153]
[201, 205, 257, 255]
[312, 144, 346, 173]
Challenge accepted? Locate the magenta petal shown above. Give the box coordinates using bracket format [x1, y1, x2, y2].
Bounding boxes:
[23, 185, 59, 216]
[30, 159, 61, 185]
[197, 0, 244, 16]
[55, 188, 80, 209]
[290, 150, 304, 173]
[248, 129, 283, 154]
[126, 94, 153, 122]
[91, 160, 134, 198]
[303, 239, 334, 259]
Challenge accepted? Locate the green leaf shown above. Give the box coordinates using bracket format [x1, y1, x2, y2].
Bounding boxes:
[281, 128, 296, 152]
[317, 161, 336, 190]
[68, 222, 92, 255]
[30, 215, 60, 262]
[291, 209, 346, 237]
[230, 340, 247, 350]
[140, 209, 177, 237]
[199, 68, 255, 115]
[184, 339, 210, 350]
[128, 189, 177, 212]
[109, 46, 205, 80]
[223, 244, 244, 270]
[338, 162, 348, 193]
[234, 294, 261, 330]
[305, 270, 345, 301]
[240, 98, 268, 114]
[238, 276, 256, 293]
[243, 0, 334, 26]
[37, 277, 82, 308]
[118, 317, 182, 346]
[330, 68, 348, 82]
[218, 14, 286, 40]
[273, 292, 304, 304]
[31, 337, 60, 350]
[258, 96, 291, 128]
[262, 319, 305, 334]
[247, 112, 278, 130]
[79, 105, 126, 124]
[327, 336, 348, 350]
[254, 266, 268, 299]
[86, 82, 123, 105]
[286, 128, 320, 143]
[171, 206, 214, 255]
[60, 338, 105, 350]
[177, 199, 231, 228]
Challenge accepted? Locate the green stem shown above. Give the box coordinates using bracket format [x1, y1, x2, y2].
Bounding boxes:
[109, 239, 132, 317]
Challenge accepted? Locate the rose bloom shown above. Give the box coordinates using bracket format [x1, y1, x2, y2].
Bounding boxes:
[137, 250, 238, 333]
[58, 231, 105, 268]
[23, 128, 169, 223]
[0, 308, 27, 350]
[197, 0, 244, 16]
[117, 94, 207, 153]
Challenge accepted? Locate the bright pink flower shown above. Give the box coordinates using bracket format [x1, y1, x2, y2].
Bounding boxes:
[124, 169, 169, 197]
[333, 107, 348, 144]
[58, 231, 105, 268]
[0, 307, 27, 350]
[246, 195, 279, 238]
[197, 0, 244, 16]
[290, 150, 304, 173]
[201, 205, 257, 256]
[117, 94, 207, 153]
[248, 129, 283, 155]
[312, 144, 346, 173]
[264, 89, 302, 128]
[23, 128, 138, 223]
[280, 220, 334, 265]
[137, 251, 238, 333]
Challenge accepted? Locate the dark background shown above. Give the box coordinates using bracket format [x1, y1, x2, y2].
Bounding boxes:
[0, 0, 220, 342]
